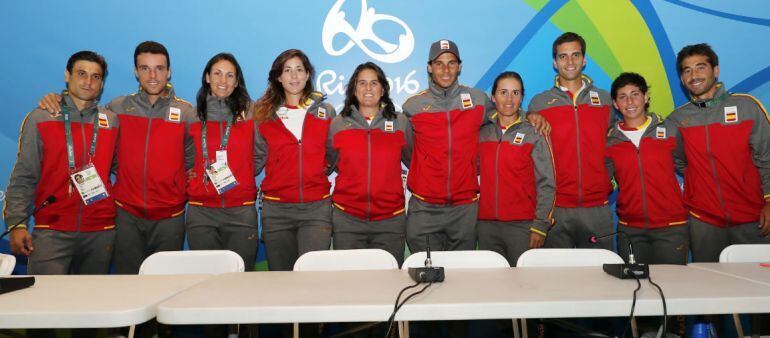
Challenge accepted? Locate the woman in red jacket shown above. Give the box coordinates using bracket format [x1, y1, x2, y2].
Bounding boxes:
[478, 71, 556, 267]
[187, 53, 259, 270]
[252, 49, 335, 271]
[605, 72, 688, 265]
[326, 62, 412, 266]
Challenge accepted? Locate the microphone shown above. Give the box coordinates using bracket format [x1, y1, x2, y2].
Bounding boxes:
[409, 236, 445, 283]
[1, 195, 56, 240]
[590, 231, 636, 264]
[590, 230, 649, 279]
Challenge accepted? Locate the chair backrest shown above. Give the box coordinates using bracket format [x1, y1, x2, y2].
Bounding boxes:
[719, 244, 770, 263]
[401, 250, 510, 269]
[0, 253, 16, 276]
[293, 249, 399, 271]
[516, 248, 624, 267]
[138, 250, 245, 275]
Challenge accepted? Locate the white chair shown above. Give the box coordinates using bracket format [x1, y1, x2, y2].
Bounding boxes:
[131, 250, 245, 338]
[719, 244, 770, 263]
[719, 244, 770, 338]
[138, 250, 245, 275]
[293, 248, 398, 271]
[0, 253, 16, 276]
[401, 250, 510, 269]
[293, 249, 399, 338]
[400, 251, 510, 338]
[516, 248, 624, 267]
[516, 248, 626, 338]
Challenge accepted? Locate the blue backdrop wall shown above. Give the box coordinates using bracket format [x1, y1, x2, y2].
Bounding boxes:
[1, 0, 768, 269]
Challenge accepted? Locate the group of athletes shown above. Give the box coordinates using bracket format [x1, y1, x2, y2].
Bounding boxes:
[2, 31, 770, 336]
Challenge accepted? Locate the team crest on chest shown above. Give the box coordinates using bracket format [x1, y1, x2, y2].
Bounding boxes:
[98, 113, 110, 128]
[655, 126, 666, 139]
[590, 91, 601, 106]
[460, 93, 473, 109]
[513, 132, 525, 145]
[384, 120, 395, 132]
[724, 106, 738, 123]
[168, 107, 181, 122]
[317, 107, 327, 119]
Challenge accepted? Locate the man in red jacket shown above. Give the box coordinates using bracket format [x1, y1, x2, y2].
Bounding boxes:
[5, 51, 118, 276]
[529, 32, 615, 249]
[402, 40, 493, 253]
[668, 43, 770, 262]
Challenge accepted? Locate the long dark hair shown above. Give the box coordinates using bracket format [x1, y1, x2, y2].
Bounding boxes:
[196, 53, 250, 122]
[340, 62, 396, 119]
[253, 49, 315, 122]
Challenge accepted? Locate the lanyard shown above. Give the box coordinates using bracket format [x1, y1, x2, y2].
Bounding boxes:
[63, 105, 100, 170]
[201, 117, 233, 164]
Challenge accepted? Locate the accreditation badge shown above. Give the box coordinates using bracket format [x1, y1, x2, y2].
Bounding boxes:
[206, 161, 238, 195]
[70, 163, 109, 205]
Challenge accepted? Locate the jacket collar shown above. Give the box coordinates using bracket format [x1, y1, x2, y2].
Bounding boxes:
[429, 80, 461, 98]
[691, 83, 728, 108]
[62, 91, 98, 118]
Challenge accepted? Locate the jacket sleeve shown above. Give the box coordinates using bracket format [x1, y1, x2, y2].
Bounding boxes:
[604, 133, 616, 181]
[3, 112, 42, 228]
[325, 119, 339, 175]
[401, 115, 414, 168]
[530, 134, 556, 236]
[484, 93, 496, 120]
[666, 118, 687, 176]
[106, 99, 120, 175]
[183, 106, 196, 171]
[746, 97, 770, 201]
[253, 121, 268, 175]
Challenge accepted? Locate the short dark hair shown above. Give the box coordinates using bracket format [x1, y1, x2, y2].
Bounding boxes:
[134, 41, 170, 69]
[341, 62, 397, 120]
[611, 72, 650, 110]
[491, 71, 525, 97]
[676, 43, 718, 73]
[66, 50, 108, 79]
[552, 32, 586, 59]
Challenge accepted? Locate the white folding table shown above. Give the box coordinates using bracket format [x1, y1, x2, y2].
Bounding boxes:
[689, 262, 770, 286]
[0, 274, 209, 328]
[157, 265, 770, 325]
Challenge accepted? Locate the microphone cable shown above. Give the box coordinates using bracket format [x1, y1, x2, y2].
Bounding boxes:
[384, 281, 434, 338]
[621, 274, 642, 338]
[648, 275, 668, 337]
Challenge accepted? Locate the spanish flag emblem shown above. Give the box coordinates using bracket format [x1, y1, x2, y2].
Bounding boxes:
[724, 106, 738, 123]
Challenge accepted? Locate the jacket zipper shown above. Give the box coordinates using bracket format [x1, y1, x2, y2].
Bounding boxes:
[142, 105, 154, 218]
[494, 128, 503, 220]
[703, 117, 729, 224]
[367, 126, 372, 220]
[635, 143, 650, 229]
[445, 91, 453, 204]
[571, 90, 584, 206]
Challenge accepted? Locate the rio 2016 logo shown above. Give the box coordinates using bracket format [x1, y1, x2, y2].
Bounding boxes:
[322, 0, 414, 64]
